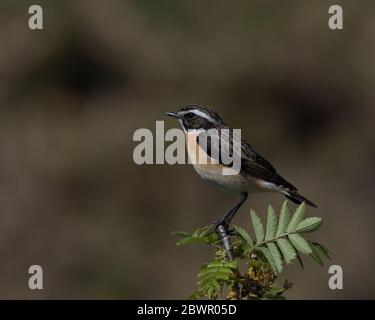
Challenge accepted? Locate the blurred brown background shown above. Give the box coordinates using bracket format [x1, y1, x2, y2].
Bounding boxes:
[0, 0, 374, 299]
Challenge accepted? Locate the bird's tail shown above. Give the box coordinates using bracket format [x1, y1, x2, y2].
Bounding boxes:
[284, 190, 317, 208]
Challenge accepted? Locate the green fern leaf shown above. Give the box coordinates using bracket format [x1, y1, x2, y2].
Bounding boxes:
[206, 281, 220, 299]
[287, 202, 306, 232]
[296, 217, 323, 233]
[288, 233, 312, 254]
[250, 210, 264, 243]
[296, 252, 304, 269]
[198, 263, 236, 283]
[311, 242, 331, 260]
[174, 226, 217, 246]
[193, 226, 211, 237]
[234, 226, 254, 247]
[276, 238, 296, 264]
[198, 266, 231, 276]
[198, 264, 233, 276]
[309, 242, 323, 265]
[207, 260, 237, 269]
[258, 247, 277, 273]
[267, 243, 283, 273]
[197, 260, 237, 299]
[176, 236, 206, 246]
[276, 201, 291, 236]
[265, 205, 278, 240]
[172, 230, 191, 237]
[199, 270, 231, 281]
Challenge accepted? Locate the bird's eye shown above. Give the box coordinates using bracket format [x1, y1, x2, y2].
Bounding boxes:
[185, 112, 195, 119]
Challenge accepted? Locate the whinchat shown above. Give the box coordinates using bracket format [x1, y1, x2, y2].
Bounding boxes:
[166, 104, 316, 259]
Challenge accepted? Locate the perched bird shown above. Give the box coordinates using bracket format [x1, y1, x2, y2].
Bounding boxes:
[166, 104, 316, 258]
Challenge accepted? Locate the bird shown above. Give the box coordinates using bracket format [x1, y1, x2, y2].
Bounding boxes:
[166, 104, 316, 259]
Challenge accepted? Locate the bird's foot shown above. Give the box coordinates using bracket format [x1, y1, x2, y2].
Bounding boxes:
[214, 220, 234, 260]
[213, 217, 235, 235]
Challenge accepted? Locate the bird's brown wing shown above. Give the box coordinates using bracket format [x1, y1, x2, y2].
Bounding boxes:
[197, 128, 297, 190]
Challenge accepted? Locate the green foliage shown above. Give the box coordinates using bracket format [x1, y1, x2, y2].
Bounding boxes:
[246, 202, 329, 273]
[174, 201, 330, 300]
[172, 226, 218, 246]
[193, 260, 238, 300]
[250, 210, 264, 243]
[234, 226, 254, 247]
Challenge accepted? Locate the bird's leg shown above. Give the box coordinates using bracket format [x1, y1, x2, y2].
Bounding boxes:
[215, 192, 248, 231]
[214, 192, 248, 260]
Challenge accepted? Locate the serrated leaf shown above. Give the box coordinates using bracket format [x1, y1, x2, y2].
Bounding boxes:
[174, 226, 218, 246]
[234, 226, 254, 247]
[176, 236, 207, 246]
[207, 283, 218, 299]
[193, 226, 211, 238]
[198, 267, 232, 277]
[188, 291, 201, 300]
[198, 265, 232, 276]
[296, 217, 323, 233]
[296, 252, 304, 269]
[171, 230, 191, 237]
[197, 260, 236, 300]
[192, 228, 201, 237]
[233, 241, 251, 257]
[199, 271, 230, 281]
[200, 278, 220, 299]
[276, 201, 291, 236]
[309, 242, 323, 265]
[288, 233, 312, 254]
[269, 286, 286, 295]
[225, 260, 238, 269]
[250, 210, 264, 243]
[267, 243, 283, 273]
[258, 247, 277, 273]
[206, 260, 237, 269]
[276, 238, 296, 264]
[311, 242, 331, 260]
[287, 202, 306, 232]
[206, 232, 220, 244]
[265, 205, 278, 240]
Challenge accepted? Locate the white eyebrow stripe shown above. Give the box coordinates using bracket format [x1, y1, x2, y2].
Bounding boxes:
[182, 109, 214, 122]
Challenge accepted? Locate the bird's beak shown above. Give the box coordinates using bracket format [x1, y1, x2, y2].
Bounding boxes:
[165, 112, 180, 119]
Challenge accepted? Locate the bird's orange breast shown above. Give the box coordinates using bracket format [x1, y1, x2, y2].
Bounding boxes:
[184, 131, 249, 194]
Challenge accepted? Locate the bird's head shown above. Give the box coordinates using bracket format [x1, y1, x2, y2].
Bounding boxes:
[165, 104, 225, 131]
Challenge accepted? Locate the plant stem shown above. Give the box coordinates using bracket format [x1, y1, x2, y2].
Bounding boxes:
[249, 232, 293, 254]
